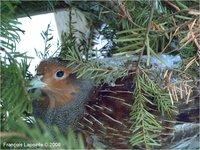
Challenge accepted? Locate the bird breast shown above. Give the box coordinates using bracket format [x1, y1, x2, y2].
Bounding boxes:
[32, 79, 94, 134]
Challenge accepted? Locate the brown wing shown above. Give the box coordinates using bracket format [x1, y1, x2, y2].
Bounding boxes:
[77, 72, 135, 148]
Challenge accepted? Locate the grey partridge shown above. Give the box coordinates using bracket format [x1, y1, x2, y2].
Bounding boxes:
[31, 57, 199, 149]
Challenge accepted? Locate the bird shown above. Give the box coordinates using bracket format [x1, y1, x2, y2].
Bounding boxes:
[30, 57, 199, 149]
[30, 57, 135, 148]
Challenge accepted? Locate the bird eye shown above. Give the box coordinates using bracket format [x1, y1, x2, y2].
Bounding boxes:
[56, 70, 65, 78]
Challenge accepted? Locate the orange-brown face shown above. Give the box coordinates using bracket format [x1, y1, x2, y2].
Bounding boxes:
[36, 59, 70, 90]
[31, 58, 79, 108]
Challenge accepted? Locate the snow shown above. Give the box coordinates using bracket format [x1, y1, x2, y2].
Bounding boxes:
[99, 54, 182, 70]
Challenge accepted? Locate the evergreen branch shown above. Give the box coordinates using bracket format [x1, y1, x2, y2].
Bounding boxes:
[1, 119, 85, 149]
[0, 47, 14, 64]
[63, 46, 128, 84]
[1, 55, 32, 118]
[157, 5, 199, 22]
[130, 75, 162, 148]
[1, 1, 25, 51]
[136, 0, 156, 72]
[113, 28, 145, 56]
[1, 1, 32, 123]
[35, 23, 54, 59]
[151, 16, 200, 34]
[60, 21, 129, 84]
[117, 0, 141, 28]
[130, 72, 175, 148]
[141, 70, 175, 116]
[2, 1, 199, 149]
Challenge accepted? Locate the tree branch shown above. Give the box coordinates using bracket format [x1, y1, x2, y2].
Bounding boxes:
[135, 0, 156, 74]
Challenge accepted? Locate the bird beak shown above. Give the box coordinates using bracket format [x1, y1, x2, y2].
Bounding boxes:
[28, 75, 47, 90]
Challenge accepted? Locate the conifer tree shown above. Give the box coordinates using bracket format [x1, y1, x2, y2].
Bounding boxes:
[1, 1, 199, 149]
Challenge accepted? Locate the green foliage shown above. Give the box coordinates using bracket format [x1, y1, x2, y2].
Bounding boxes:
[59, 1, 198, 148]
[1, 0, 199, 149]
[0, 1, 85, 149]
[0, 0, 24, 50]
[1, 53, 32, 122]
[130, 73, 175, 148]
[114, 28, 145, 54]
[1, 0, 32, 127]
[61, 33, 128, 84]
[65, 0, 198, 60]
[35, 23, 58, 59]
[1, 119, 85, 149]
[60, 9, 129, 84]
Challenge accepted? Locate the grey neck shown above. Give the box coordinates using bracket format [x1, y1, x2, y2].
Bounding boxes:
[33, 79, 94, 134]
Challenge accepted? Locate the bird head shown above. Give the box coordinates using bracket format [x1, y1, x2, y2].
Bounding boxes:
[30, 58, 94, 133]
[30, 58, 93, 108]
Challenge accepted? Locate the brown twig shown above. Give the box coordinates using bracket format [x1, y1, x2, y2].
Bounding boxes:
[117, 0, 141, 28]
[0, 131, 27, 139]
[157, 5, 199, 22]
[151, 16, 200, 34]
[163, 0, 180, 11]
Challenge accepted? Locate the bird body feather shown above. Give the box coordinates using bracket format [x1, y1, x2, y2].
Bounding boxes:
[31, 57, 199, 149]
